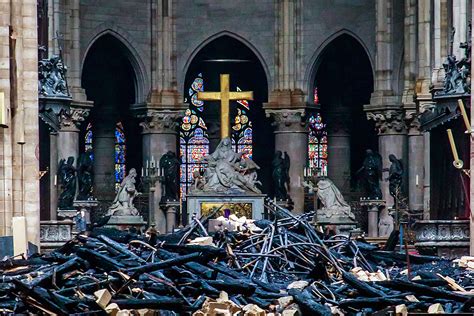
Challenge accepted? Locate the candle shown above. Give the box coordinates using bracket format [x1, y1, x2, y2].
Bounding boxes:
[141, 167, 144, 177]
[304, 168, 307, 177]
[415, 174, 419, 186]
[458, 99, 472, 133]
[54, 175, 57, 186]
[447, 129, 463, 169]
[146, 160, 149, 169]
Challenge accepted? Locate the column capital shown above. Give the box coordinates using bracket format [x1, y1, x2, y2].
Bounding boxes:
[58, 106, 90, 131]
[366, 109, 407, 135]
[405, 111, 422, 135]
[265, 109, 307, 132]
[136, 109, 184, 134]
[326, 111, 351, 135]
[39, 98, 90, 133]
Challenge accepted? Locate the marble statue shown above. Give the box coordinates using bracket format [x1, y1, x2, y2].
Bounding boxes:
[197, 137, 261, 194]
[108, 168, 140, 216]
[385, 154, 403, 202]
[159, 151, 180, 201]
[272, 151, 290, 200]
[58, 156, 76, 209]
[315, 177, 355, 223]
[378, 208, 394, 237]
[77, 150, 93, 200]
[357, 149, 383, 199]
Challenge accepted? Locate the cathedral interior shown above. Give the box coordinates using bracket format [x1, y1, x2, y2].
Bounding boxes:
[0, 1, 474, 314]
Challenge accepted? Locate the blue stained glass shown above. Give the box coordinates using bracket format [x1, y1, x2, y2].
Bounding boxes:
[114, 122, 126, 192]
[84, 123, 94, 161]
[180, 74, 210, 199]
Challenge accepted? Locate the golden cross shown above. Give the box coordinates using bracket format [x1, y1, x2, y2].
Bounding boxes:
[197, 74, 253, 139]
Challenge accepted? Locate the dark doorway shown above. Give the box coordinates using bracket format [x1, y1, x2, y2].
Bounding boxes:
[81, 34, 142, 203]
[182, 35, 272, 195]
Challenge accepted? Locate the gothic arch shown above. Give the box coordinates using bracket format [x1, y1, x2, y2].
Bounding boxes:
[181, 31, 271, 93]
[82, 28, 149, 103]
[305, 29, 374, 103]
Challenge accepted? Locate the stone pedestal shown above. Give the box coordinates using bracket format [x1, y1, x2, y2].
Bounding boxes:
[160, 200, 180, 233]
[40, 220, 73, 251]
[186, 193, 266, 222]
[360, 199, 386, 237]
[106, 216, 147, 233]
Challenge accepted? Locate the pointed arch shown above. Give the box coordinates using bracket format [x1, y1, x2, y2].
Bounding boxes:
[82, 29, 149, 103]
[181, 31, 271, 93]
[304, 29, 374, 103]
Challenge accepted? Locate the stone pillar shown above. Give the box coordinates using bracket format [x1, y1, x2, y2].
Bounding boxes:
[326, 113, 351, 194]
[138, 110, 182, 234]
[406, 116, 424, 212]
[49, 132, 58, 219]
[267, 109, 307, 214]
[367, 110, 408, 206]
[93, 120, 116, 202]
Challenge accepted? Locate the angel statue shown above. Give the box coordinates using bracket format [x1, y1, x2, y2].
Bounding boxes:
[107, 168, 140, 216]
[272, 151, 290, 200]
[356, 149, 383, 199]
[384, 154, 404, 202]
[58, 156, 76, 209]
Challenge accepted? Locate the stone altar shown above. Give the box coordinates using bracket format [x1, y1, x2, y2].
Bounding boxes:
[360, 198, 387, 237]
[187, 193, 265, 222]
[187, 137, 265, 222]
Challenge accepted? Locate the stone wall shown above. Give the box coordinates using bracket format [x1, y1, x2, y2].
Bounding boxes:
[0, 0, 40, 247]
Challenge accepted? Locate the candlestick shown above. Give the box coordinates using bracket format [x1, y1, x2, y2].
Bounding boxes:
[458, 99, 472, 133]
[447, 129, 463, 169]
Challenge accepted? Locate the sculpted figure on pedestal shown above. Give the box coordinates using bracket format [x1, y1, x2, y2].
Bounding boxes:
[272, 151, 290, 200]
[58, 156, 77, 209]
[197, 137, 261, 194]
[38, 55, 70, 97]
[77, 150, 94, 200]
[315, 177, 355, 222]
[357, 149, 383, 199]
[378, 208, 394, 237]
[108, 168, 140, 216]
[385, 154, 404, 202]
[159, 151, 181, 201]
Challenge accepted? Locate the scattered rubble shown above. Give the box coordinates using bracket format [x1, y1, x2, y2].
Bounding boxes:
[1, 203, 474, 315]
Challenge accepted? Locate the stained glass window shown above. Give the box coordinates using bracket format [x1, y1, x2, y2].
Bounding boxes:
[84, 122, 94, 160]
[115, 122, 126, 192]
[308, 112, 328, 176]
[313, 87, 320, 105]
[232, 87, 253, 159]
[180, 74, 210, 199]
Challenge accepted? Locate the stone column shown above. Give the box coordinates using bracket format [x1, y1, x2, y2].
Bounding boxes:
[267, 109, 307, 214]
[406, 115, 424, 212]
[138, 110, 182, 234]
[57, 107, 89, 186]
[49, 132, 58, 219]
[326, 113, 351, 194]
[367, 110, 408, 206]
[93, 119, 116, 202]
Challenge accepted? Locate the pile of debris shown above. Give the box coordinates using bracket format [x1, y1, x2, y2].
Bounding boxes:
[1, 205, 474, 315]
